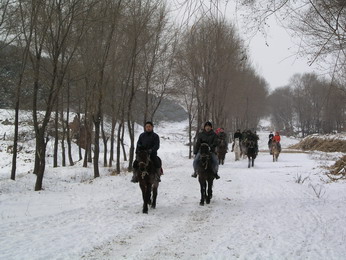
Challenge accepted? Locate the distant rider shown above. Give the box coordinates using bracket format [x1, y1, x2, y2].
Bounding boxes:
[231, 129, 242, 152]
[272, 131, 281, 152]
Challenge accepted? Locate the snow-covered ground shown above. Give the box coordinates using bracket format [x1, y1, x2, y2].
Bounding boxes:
[1, 115, 346, 260]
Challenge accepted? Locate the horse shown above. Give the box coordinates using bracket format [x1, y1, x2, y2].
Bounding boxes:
[268, 139, 273, 154]
[135, 149, 159, 214]
[196, 143, 215, 206]
[245, 140, 257, 168]
[217, 139, 227, 165]
[271, 140, 281, 162]
[233, 138, 241, 161]
[240, 140, 248, 159]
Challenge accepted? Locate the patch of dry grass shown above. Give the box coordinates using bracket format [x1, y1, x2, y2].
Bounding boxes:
[289, 137, 346, 153]
[289, 136, 346, 180]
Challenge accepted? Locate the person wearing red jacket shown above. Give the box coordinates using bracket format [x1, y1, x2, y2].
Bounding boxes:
[272, 131, 281, 152]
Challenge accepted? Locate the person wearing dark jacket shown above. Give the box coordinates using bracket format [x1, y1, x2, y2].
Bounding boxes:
[191, 121, 220, 179]
[131, 121, 161, 183]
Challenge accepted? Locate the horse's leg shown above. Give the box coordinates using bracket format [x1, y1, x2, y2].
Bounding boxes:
[142, 184, 152, 214]
[248, 157, 250, 168]
[151, 184, 158, 209]
[206, 179, 213, 204]
[140, 183, 149, 214]
[199, 179, 206, 206]
[252, 157, 254, 167]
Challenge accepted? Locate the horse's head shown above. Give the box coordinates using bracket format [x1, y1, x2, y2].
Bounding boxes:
[200, 143, 211, 156]
[247, 140, 255, 149]
[199, 143, 211, 168]
[136, 149, 151, 171]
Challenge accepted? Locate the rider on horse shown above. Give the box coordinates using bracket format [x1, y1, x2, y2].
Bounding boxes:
[231, 129, 242, 152]
[245, 129, 259, 155]
[272, 131, 281, 152]
[217, 127, 228, 150]
[191, 121, 220, 179]
[131, 121, 161, 183]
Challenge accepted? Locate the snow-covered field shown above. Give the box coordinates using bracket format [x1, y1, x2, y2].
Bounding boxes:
[1, 113, 346, 260]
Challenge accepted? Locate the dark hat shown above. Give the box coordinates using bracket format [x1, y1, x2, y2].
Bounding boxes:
[145, 121, 153, 126]
[204, 121, 212, 128]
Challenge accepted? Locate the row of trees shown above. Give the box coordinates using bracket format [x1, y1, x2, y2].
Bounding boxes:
[2, 0, 345, 190]
[174, 17, 268, 157]
[1, 0, 268, 189]
[268, 73, 346, 136]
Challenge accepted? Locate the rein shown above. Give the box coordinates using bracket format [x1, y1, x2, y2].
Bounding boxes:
[201, 153, 210, 170]
[137, 152, 151, 179]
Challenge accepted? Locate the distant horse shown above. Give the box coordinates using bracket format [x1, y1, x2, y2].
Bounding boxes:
[197, 143, 215, 206]
[136, 149, 159, 214]
[233, 138, 241, 161]
[240, 140, 248, 159]
[268, 139, 273, 154]
[271, 140, 281, 162]
[245, 140, 257, 168]
[217, 139, 227, 165]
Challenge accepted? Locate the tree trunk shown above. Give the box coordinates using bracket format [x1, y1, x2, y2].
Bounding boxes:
[127, 120, 135, 172]
[121, 122, 127, 161]
[116, 121, 122, 174]
[101, 116, 108, 167]
[66, 82, 74, 166]
[93, 115, 100, 178]
[77, 112, 82, 161]
[34, 131, 48, 191]
[61, 108, 66, 167]
[53, 100, 59, 167]
[109, 117, 116, 167]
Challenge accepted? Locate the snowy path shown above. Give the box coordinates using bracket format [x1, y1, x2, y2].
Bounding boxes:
[83, 152, 346, 260]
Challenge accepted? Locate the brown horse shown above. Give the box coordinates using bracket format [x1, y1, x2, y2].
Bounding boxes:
[136, 149, 159, 214]
[217, 139, 227, 165]
[271, 140, 281, 162]
[197, 143, 215, 206]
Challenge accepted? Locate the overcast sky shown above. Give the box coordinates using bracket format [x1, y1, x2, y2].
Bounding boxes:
[237, 14, 318, 91]
[228, 3, 321, 91]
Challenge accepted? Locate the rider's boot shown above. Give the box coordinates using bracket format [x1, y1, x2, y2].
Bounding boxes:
[191, 172, 197, 178]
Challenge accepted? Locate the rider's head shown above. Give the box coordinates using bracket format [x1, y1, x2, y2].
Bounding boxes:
[204, 121, 212, 132]
[144, 121, 154, 132]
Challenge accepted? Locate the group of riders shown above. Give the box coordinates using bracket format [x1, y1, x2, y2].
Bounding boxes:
[130, 121, 282, 183]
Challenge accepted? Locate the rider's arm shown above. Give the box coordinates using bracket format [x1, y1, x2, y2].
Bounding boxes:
[135, 133, 144, 153]
[151, 133, 160, 153]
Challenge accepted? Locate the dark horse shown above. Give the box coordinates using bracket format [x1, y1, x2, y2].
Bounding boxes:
[197, 143, 215, 206]
[245, 140, 257, 168]
[217, 139, 227, 165]
[136, 149, 159, 214]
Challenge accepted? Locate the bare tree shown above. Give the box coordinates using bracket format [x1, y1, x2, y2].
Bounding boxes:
[237, 0, 346, 77]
